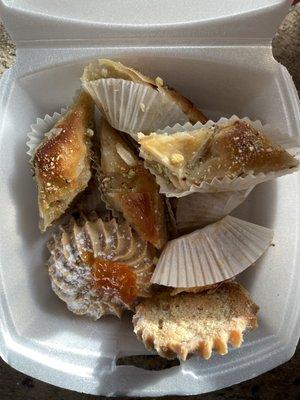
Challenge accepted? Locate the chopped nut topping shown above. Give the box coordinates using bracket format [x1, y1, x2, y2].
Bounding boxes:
[153, 256, 159, 264]
[86, 128, 94, 137]
[116, 143, 137, 166]
[169, 153, 185, 166]
[155, 76, 164, 87]
[101, 67, 108, 77]
[128, 169, 136, 179]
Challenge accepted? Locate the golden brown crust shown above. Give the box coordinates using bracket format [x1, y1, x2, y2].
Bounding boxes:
[106, 192, 166, 248]
[133, 282, 259, 360]
[48, 215, 156, 319]
[139, 128, 212, 175]
[139, 120, 298, 188]
[207, 121, 298, 177]
[34, 92, 94, 230]
[97, 119, 167, 249]
[81, 59, 208, 124]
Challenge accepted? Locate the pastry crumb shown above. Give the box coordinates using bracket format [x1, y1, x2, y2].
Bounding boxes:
[155, 76, 164, 86]
[170, 153, 185, 166]
[101, 67, 108, 77]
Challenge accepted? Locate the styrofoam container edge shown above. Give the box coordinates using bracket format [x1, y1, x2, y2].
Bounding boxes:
[0, 0, 299, 396]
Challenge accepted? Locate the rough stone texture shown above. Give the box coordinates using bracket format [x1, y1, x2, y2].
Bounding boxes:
[0, 22, 16, 76]
[272, 4, 300, 91]
[0, 5, 299, 400]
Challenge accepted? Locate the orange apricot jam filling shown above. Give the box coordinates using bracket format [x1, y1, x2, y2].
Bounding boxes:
[82, 252, 137, 305]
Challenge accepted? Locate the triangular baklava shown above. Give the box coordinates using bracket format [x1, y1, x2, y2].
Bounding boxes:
[33, 92, 94, 230]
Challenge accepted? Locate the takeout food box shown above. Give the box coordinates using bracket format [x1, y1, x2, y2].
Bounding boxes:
[0, 0, 299, 396]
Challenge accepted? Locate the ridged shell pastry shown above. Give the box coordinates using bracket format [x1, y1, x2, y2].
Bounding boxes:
[96, 118, 167, 249]
[139, 120, 298, 194]
[48, 214, 156, 319]
[133, 282, 258, 360]
[33, 92, 94, 230]
[81, 58, 207, 137]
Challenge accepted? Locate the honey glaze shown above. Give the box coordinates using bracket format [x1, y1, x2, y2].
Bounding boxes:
[82, 252, 137, 306]
[120, 192, 156, 238]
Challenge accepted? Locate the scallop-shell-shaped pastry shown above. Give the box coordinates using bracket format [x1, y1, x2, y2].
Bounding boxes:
[151, 216, 274, 288]
[138, 116, 299, 196]
[48, 214, 156, 319]
[81, 59, 207, 138]
[133, 282, 258, 360]
[96, 118, 167, 249]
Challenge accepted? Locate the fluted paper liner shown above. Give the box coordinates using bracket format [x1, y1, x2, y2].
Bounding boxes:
[156, 116, 300, 147]
[26, 108, 67, 162]
[82, 78, 189, 138]
[175, 187, 253, 232]
[151, 215, 274, 288]
[139, 115, 300, 197]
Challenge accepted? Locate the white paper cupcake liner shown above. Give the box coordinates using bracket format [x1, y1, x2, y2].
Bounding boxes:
[26, 108, 67, 162]
[175, 187, 253, 233]
[82, 78, 189, 139]
[140, 115, 300, 197]
[151, 215, 274, 288]
[170, 281, 231, 296]
[156, 115, 300, 147]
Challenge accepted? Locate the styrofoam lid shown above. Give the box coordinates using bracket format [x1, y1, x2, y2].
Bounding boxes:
[0, 0, 292, 44]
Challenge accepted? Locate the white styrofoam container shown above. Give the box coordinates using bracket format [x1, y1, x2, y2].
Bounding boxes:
[0, 0, 299, 396]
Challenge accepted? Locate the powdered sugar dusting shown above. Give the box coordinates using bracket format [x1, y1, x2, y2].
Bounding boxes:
[48, 216, 155, 319]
